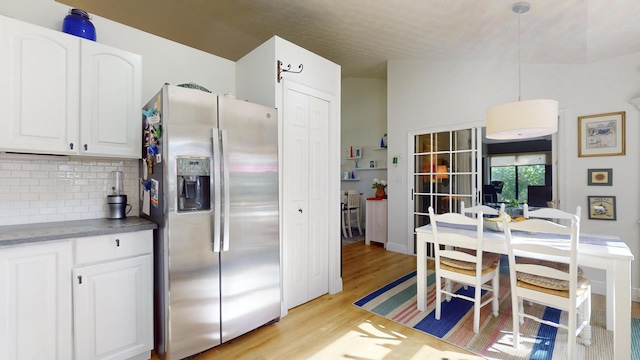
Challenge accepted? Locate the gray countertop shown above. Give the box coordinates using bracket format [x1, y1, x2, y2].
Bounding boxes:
[0, 217, 158, 247]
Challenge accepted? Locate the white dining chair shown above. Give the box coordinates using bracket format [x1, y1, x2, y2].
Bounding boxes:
[343, 190, 362, 237]
[428, 207, 501, 333]
[501, 206, 590, 359]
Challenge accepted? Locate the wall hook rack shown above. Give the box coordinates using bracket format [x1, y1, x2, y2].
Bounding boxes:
[277, 60, 304, 83]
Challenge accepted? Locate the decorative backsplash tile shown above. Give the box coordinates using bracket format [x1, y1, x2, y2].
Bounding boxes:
[0, 156, 139, 226]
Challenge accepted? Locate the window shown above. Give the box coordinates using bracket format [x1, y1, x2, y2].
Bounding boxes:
[489, 153, 548, 204]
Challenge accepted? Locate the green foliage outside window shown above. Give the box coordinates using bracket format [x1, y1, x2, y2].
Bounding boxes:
[490, 165, 545, 203]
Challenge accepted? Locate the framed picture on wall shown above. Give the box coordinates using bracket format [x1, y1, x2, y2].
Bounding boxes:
[587, 168, 612, 186]
[587, 195, 616, 220]
[578, 111, 625, 157]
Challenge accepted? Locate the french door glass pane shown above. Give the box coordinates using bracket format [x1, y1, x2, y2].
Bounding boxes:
[412, 127, 480, 256]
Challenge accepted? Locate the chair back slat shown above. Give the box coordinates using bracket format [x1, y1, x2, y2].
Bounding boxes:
[511, 242, 571, 258]
[523, 204, 581, 221]
[461, 201, 500, 216]
[435, 211, 480, 226]
[346, 190, 360, 208]
[436, 232, 479, 249]
[507, 218, 573, 235]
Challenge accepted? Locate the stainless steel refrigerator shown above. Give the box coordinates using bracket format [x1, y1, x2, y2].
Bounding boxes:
[140, 85, 280, 360]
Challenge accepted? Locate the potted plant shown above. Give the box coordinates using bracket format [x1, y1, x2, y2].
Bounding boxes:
[505, 198, 521, 217]
[372, 178, 387, 198]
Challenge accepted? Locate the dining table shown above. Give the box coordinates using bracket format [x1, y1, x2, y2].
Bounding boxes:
[415, 223, 634, 360]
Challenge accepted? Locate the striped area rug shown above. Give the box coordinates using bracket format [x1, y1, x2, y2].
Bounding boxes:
[354, 270, 617, 360]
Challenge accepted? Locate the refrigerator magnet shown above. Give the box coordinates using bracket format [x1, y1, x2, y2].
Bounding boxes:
[150, 179, 159, 208]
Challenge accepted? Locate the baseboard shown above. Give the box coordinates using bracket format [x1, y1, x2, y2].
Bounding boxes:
[385, 242, 408, 254]
[590, 279, 640, 303]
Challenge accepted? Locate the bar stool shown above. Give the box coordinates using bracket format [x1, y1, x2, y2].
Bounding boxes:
[344, 190, 362, 237]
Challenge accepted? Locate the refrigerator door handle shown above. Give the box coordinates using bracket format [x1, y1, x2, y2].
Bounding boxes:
[221, 129, 231, 252]
[212, 128, 222, 252]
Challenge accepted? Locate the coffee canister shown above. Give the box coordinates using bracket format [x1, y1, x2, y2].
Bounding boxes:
[62, 8, 96, 41]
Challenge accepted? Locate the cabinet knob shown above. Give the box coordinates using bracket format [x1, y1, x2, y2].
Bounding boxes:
[115, 239, 120, 247]
[78, 275, 82, 284]
[84, 144, 88, 150]
[69, 143, 74, 150]
[298, 208, 303, 213]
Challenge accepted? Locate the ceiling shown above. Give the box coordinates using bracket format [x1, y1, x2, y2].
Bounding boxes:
[57, 0, 640, 79]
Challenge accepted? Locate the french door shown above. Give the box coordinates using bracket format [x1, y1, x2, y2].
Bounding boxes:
[409, 124, 483, 255]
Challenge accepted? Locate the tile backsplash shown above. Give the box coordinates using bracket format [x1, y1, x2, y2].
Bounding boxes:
[0, 156, 139, 226]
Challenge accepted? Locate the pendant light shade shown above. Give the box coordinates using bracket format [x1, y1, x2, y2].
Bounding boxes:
[486, 99, 558, 139]
[486, 2, 558, 140]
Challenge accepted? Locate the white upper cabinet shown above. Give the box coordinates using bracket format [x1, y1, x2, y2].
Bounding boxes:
[0, 15, 80, 154]
[0, 15, 142, 158]
[80, 40, 141, 157]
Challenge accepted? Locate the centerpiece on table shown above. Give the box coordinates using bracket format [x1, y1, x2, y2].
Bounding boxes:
[372, 178, 387, 199]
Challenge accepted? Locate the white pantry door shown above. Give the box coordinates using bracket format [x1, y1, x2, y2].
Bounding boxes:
[284, 80, 329, 309]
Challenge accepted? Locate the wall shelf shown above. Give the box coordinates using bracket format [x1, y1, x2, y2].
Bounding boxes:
[355, 167, 387, 171]
[345, 156, 361, 160]
[341, 178, 360, 181]
[373, 147, 387, 151]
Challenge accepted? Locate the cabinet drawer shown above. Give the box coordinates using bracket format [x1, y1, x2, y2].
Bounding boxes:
[74, 230, 152, 265]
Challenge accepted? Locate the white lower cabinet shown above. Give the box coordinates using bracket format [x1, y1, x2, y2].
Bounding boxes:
[365, 199, 387, 248]
[72, 231, 153, 360]
[0, 241, 73, 360]
[0, 230, 153, 360]
[73, 255, 152, 360]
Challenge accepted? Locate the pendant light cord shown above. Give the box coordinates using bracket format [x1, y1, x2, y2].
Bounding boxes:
[513, 2, 530, 101]
[518, 11, 521, 102]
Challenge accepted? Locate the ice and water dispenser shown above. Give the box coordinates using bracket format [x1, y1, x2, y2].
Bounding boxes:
[176, 157, 211, 212]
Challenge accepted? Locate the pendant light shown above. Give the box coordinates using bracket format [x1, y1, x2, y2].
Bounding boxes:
[486, 2, 558, 140]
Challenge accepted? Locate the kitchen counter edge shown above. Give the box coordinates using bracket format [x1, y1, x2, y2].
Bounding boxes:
[0, 217, 158, 247]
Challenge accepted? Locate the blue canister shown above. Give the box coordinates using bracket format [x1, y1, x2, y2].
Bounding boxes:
[62, 8, 96, 41]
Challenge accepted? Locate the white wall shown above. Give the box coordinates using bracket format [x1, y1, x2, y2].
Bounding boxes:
[0, 0, 237, 225]
[387, 54, 640, 297]
[341, 78, 388, 227]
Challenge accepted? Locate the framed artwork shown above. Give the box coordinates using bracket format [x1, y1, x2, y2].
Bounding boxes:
[578, 111, 625, 157]
[587, 196, 616, 220]
[587, 168, 612, 186]
[354, 147, 362, 158]
[369, 160, 377, 168]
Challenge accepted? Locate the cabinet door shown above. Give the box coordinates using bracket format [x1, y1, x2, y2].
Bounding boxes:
[0, 241, 73, 360]
[366, 200, 387, 247]
[80, 40, 142, 158]
[73, 254, 152, 360]
[0, 15, 80, 155]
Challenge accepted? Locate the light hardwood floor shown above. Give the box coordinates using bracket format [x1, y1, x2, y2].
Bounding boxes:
[152, 240, 639, 360]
